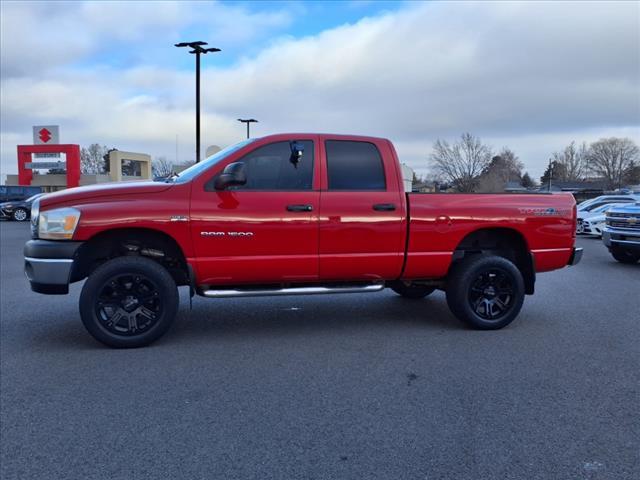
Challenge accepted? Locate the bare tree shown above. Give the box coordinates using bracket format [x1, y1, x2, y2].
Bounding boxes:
[152, 156, 174, 178]
[80, 144, 108, 174]
[586, 137, 639, 189]
[430, 133, 492, 192]
[550, 141, 587, 181]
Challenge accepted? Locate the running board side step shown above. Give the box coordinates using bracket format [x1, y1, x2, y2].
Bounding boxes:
[200, 283, 385, 298]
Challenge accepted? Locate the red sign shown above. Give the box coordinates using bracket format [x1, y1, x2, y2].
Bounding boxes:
[17, 144, 81, 188]
[39, 128, 52, 143]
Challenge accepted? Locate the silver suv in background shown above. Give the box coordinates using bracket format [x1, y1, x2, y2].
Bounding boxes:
[603, 202, 640, 264]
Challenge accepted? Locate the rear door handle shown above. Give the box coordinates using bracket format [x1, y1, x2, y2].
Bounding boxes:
[287, 204, 313, 212]
[373, 203, 396, 211]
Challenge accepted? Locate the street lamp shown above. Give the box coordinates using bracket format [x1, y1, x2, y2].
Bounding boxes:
[238, 118, 258, 139]
[175, 41, 221, 163]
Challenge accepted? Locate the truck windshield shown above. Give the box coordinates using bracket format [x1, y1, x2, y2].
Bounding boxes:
[168, 139, 256, 183]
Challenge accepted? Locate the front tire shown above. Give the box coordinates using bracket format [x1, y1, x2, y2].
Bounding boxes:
[446, 255, 525, 330]
[79, 256, 179, 348]
[610, 246, 640, 264]
[13, 208, 28, 221]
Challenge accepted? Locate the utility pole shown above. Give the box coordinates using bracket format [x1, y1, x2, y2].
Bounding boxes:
[175, 41, 220, 163]
[237, 118, 258, 139]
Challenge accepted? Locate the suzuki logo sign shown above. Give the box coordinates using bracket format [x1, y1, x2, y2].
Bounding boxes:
[39, 128, 52, 143]
[32, 125, 59, 145]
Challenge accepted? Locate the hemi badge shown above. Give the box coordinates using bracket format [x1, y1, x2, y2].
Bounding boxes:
[170, 215, 188, 222]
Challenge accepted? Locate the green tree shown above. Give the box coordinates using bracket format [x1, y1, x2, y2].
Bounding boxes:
[521, 172, 536, 188]
[540, 161, 568, 187]
[623, 160, 640, 185]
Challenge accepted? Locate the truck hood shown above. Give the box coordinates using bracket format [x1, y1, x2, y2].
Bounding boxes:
[40, 181, 173, 208]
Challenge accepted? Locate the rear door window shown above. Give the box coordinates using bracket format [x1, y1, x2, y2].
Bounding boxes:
[325, 140, 386, 191]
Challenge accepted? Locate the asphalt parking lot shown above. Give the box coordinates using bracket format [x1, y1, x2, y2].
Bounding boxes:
[1, 221, 638, 480]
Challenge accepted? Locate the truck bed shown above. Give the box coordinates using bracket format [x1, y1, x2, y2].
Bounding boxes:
[403, 193, 577, 278]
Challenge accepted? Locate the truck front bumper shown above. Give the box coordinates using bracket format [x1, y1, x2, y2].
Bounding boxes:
[24, 240, 83, 294]
[602, 228, 640, 253]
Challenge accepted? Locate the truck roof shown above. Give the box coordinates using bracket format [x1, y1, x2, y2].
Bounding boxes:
[256, 133, 390, 143]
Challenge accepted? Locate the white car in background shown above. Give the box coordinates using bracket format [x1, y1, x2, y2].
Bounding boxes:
[577, 203, 627, 236]
[577, 194, 639, 213]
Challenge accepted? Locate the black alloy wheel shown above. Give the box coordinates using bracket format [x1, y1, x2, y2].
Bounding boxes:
[80, 256, 179, 348]
[95, 273, 163, 336]
[446, 255, 525, 330]
[468, 268, 516, 320]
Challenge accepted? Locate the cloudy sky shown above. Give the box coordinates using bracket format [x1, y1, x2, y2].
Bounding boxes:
[1, 0, 638, 180]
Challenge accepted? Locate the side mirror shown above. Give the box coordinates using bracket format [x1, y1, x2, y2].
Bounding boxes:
[214, 162, 247, 190]
[290, 141, 304, 166]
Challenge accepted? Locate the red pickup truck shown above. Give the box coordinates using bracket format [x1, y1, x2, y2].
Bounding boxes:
[24, 134, 582, 347]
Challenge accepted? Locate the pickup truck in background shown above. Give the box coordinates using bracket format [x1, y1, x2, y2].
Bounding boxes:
[603, 202, 640, 264]
[23, 134, 582, 348]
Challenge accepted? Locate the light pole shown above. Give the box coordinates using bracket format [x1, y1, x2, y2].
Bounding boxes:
[238, 118, 258, 139]
[175, 41, 221, 163]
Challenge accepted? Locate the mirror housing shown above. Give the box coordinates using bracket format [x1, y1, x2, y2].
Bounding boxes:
[214, 162, 247, 190]
[290, 141, 304, 166]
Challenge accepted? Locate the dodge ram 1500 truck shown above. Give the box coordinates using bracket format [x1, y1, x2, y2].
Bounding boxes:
[24, 134, 582, 347]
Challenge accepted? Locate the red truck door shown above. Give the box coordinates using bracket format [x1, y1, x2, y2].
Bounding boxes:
[190, 137, 320, 285]
[318, 137, 407, 280]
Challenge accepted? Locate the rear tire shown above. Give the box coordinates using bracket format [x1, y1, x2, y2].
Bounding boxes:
[79, 256, 179, 348]
[391, 282, 435, 299]
[446, 255, 525, 330]
[610, 246, 640, 264]
[13, 208, 28, 221]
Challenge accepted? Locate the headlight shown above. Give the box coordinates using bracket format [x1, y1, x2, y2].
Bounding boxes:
[38, 207, 81, 240]
[30, 198, 40, 238]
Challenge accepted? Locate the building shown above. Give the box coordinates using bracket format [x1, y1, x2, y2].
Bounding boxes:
[6, 149, 152, 193]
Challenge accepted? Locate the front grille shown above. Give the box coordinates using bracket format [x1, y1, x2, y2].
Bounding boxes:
[607, 211, 640, 219]
[606, 219, 640, 230]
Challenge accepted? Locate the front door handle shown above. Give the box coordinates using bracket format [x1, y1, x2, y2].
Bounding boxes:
[287, 204, 313, 212]
[373, 203, 396, 211]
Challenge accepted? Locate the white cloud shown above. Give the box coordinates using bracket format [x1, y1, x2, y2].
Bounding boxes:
[0, 1, 292, 77]
[1, 0, 638, 180]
